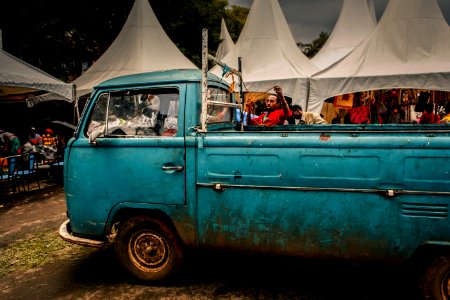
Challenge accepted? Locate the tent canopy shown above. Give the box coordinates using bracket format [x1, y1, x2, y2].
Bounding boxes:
[311, 0, 377, 70]
[210, 0, 318, 107]
[308, 0, 450, 112]
[0, 49, 73, 104]
[215, 18, 234, 61]
[73, 0, 198, 98]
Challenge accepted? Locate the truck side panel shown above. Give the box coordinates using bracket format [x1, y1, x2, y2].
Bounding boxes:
[196, 129, 450, 261]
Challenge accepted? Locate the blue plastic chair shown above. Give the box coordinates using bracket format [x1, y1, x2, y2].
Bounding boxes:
[17, 153, 40, 192]
[0, 156, 19, 196]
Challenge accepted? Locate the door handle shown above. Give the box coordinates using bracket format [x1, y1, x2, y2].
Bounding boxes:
[386, 190, 397, 198]
[161, 165, 184, 172]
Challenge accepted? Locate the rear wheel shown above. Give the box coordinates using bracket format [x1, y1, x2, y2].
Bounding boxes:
[115, 217, 183, 282]
[419, 255, 450, 300]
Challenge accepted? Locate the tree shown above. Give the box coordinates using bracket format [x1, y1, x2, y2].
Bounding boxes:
[298, 31, 330, 58]
[0, 0, 247, 81]
[223, 5, 249, 42]
[150, 0, 228, 67]
[0, 0, 133, 81]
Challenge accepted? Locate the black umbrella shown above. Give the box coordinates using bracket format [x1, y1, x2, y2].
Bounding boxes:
[50, 120, 77, 130]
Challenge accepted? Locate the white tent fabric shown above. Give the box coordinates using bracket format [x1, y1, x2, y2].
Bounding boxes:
[311, 0, 377, 70]
[308, 0, 450, 113]
[210, 0, 318, 107]
[0, 49, 73, 102]
[215, 18, 234, 61]
[73, 0, 197, 98]
[26, 92, 74, 108]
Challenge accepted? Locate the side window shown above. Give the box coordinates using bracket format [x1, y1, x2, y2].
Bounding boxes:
[206, 87, 232, 124]
[86, 88, 179, 137]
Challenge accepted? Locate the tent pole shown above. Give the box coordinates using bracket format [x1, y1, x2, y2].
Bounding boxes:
[73, 85, 80, 123]
[238, 57, 244, 132]
[74, 98, 80, 123]
[305, 78, 311, 112]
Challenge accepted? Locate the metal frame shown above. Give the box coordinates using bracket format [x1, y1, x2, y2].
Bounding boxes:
[201, 28, 243, 132]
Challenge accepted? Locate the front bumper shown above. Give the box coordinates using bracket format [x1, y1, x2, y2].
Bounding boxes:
[59, 219, 109, 248]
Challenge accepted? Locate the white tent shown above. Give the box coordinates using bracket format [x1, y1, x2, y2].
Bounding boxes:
[73, 0, 198, 98]
[215, 18, 234, 61]
[311, 0, 377, 70]
[210, 0, 318, 107]
[0, 49, 73, 105]
[308, 0, 450, 112]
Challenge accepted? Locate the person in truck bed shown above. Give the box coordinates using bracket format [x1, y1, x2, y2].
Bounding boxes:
[290, 105, 327, 125]
[249, 86, 292, 126]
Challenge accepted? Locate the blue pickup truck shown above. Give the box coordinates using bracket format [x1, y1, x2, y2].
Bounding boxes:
[60, 69, 450, 299]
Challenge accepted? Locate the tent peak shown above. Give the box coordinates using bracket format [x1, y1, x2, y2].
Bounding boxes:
[73, 0, 197, 98]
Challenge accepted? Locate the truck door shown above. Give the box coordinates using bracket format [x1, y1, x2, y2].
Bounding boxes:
[66, 86, 186, 236]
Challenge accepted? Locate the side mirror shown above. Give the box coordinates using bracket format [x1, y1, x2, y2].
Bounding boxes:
[88, 125, 105, 145]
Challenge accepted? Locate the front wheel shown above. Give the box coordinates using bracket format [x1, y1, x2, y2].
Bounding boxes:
[419, 255, 450, 300]
[115, 217, 183, 282]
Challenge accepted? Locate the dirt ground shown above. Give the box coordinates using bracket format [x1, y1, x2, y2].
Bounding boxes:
[0, 182, 414, 300]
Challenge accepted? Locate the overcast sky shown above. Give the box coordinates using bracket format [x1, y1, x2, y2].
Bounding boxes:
[228, 0, 450, 43]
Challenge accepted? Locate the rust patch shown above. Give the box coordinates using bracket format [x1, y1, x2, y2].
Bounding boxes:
[319, 133, 331, 141]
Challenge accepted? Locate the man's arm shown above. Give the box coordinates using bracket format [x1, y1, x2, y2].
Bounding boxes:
[274, 86, 291, 116]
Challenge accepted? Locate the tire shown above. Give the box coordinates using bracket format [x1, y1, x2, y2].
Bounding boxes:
[115, 216, 183, 282]
[419, 255, 450, 300]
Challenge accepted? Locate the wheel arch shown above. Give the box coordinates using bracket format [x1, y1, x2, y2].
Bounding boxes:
[106, 207, 182, 244]
[408, 243, 450, 300]
[408, 242, 450, 266]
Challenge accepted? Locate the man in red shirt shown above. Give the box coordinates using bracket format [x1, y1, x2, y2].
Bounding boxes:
[419, 102, 440, 124]
[249, 86, 292, 126]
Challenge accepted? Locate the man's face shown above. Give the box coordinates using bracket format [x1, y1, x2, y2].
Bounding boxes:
[265, 95, 278, 110]
[293, 109, 302, 119]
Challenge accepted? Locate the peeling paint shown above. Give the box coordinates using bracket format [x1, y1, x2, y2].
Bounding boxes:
[320, 133, 331, 141]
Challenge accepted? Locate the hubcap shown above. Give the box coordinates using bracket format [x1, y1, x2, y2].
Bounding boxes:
[442, 269, 450, 300]
[129, 231, 169, 272]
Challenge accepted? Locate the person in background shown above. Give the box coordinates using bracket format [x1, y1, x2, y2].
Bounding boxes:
[419, 102, 440, 124]
[134, 94, 162, 132]
[285, 102, 297, 125]
[28, 127, 42, 147]
[291, 105, 327, 125]
[387, 104, 406, 124]
[440, 102, 450, 124]
[41, 128, 58, 161]
[56, 132, 66, 155]
[249, 86, 291, 126]
[17, 141, 37, 163]
[136, 94, 160, 119]
[42, 128, 57, 147]
[331, 117, 341, 124]
[0, 130, 21, 156]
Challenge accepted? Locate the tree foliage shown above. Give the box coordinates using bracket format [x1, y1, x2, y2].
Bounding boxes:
[298, 31, 330, 58]
[0, 0, 327, 82]
[0, 0, 248, 82]
[223, 5, 249, 42]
